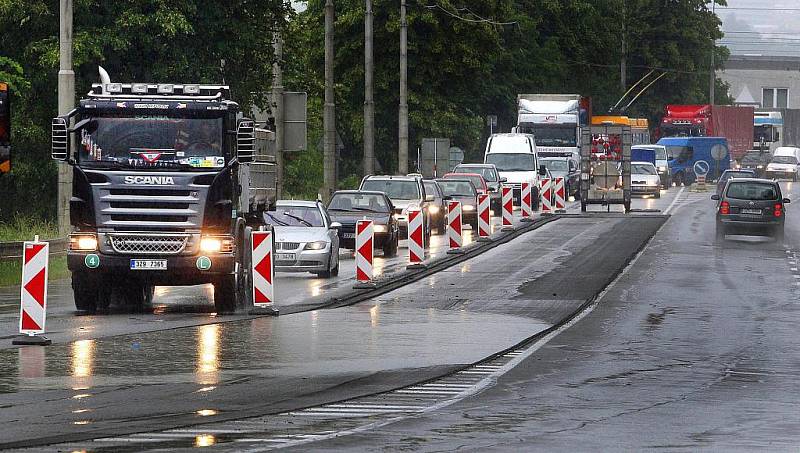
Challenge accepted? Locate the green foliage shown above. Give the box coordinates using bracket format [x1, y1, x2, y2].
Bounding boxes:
[0, 256, 68, 287]
[284, 149, 324, 200]
[0, 215, 58, 241]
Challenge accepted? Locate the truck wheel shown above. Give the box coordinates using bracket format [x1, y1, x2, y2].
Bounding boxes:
[214, 276, 237, 313]
[115, 282, 153, 313]
[215, 226, 253, 313]
[72, 273, 99, 313]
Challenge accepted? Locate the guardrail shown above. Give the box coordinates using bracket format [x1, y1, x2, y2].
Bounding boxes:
[0, 238, 67, 261]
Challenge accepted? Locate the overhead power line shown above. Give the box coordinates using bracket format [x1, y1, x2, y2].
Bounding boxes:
[420, 3, 518, 26]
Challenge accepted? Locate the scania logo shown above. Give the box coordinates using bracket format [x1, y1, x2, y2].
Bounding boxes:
[124, 176, 175, 185]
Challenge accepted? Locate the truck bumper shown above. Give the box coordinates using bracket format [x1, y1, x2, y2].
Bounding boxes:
[68, 251, 235, 286]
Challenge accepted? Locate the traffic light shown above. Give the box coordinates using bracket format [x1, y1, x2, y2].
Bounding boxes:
[0, 83, 9, 174]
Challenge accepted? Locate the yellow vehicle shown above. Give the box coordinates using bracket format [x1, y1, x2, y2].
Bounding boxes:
[592, 116, 650, 145]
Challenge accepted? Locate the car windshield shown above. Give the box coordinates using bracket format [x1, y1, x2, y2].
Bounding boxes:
[772, 156, 798, 165]
[455, 166, 498, 182]
[265, 206, 324, 227]
[361, 179, 421, 200]
[437, 180, 477, 197]
[423, 181, 439, 197]
[635, 147, 667, 160]
[485, 153, 536, 172]
[328, 193, 390, 213]
[725, 182, 779, 200]
[530, 125, 577, 147]
[632, 164, 657, 175]
[446, 174, 484, 190]
[542, 160, 569, 172]
[721, 171, 755, 181]
[741, 152, 766, 164]
[78, 114, 225, 168]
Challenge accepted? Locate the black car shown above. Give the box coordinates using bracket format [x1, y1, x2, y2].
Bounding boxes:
[716, 169, 756, 196]
[712, 178, 789, 241]
[327, 190, 399, 256]
[737, 150, 770, 178]
[435, 179, 479, 230]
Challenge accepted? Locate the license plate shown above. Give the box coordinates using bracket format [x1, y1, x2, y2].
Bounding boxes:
[342, 233, 356, 239]
[276, 253, 295, 261]
[130, 259, 167, 270]
[741, 209, 762, 215]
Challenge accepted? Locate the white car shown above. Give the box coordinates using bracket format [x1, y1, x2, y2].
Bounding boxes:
[630, 161, 661, 198]
[263, 200, 341, 278]
[765, 154, 799, 181]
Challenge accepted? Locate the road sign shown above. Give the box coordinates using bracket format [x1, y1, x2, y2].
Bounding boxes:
[693, 160, 710, 177]
[710, 144, 728, 161]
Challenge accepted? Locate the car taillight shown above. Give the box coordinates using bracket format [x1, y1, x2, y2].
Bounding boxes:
[774, 203, 783, 217]
[720, 201, 730, 215]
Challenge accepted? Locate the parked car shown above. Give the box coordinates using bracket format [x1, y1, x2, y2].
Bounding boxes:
[443, 172, 488, 195]
[712, 178, 789, 241]
[359, 175, 432, 246]
[737, 150, 770, 178]
[263, 200, 341, 278]
[453, 163, 506, 211]
[422, 179, 447, 234]
[436, 178, 479, 230]
[765, 147, 800, 180]
[327, 190, 399, 257]
[630, 161, 661, 198]
[540, 157, 580, 198]
[716, 169, 757, 196]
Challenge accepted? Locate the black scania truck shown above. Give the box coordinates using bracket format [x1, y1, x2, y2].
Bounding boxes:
[52, 72, 266, 313]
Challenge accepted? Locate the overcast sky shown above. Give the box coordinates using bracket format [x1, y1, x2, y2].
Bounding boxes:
[717, 0, 800, 56]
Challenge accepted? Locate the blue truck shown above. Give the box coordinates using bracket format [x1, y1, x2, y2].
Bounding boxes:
[657, 137, 730, 185]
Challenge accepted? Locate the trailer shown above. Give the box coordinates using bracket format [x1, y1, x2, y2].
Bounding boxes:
[580, 125, 632, 213]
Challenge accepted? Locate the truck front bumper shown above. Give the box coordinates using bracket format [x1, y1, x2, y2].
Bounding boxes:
[68, 251, 236, 286]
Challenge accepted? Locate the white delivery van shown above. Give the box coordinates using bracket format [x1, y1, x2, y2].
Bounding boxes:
[766, 146, 800, 180]
[484, 133, 545, 207]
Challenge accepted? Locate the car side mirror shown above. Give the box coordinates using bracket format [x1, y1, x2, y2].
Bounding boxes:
[330, 221, 342, 229]
[425, 194, 434, 202]
[711, 194, 720, 200]
[538, 164, 547, 176]
[783, 198, 791, 204]
[236, 119, 255, 163]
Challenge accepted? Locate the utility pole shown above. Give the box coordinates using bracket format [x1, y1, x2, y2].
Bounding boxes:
[272, 32, 285, 198]
[57, 0, 74, 237]
[620, 0, 626, 92]
[398, 0, 409, 175]
[363, 0, 375, 176]
[323, 0, 336, 201]
[709, 0, 716, 105]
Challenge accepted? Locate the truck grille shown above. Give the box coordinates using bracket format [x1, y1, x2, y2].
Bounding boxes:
[109, 233, 190, 255]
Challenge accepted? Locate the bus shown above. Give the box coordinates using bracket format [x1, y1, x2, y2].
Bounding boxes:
[592, 116, 650, 145]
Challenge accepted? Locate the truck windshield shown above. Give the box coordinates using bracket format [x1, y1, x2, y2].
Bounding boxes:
[486, 153, 536, 172]
[661, 124, 704, 137]
[78, 115, 225, 168]
[530, 126, 577, 147]
[361, 179, 421, 200]
[753, 125, 776, 143]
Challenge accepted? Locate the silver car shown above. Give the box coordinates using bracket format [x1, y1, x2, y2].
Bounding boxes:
[263, 200, 341, 278]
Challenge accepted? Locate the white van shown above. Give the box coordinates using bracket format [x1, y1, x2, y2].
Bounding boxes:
[766, 146, 800, 180]
[484, 133, 544, 206]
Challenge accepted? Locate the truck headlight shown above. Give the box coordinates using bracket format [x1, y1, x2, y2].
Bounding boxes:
[373, 224, 388, 233]
[304, 241, 328, 250]
[69, 234, 98, 251]
[200, 235, 234, 253]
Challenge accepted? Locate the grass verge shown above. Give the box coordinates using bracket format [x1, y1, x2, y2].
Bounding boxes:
[0, 256, 70, 287]
[0, 217, 59, 242]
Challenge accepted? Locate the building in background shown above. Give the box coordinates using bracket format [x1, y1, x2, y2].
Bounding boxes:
[718, 55, 800, 109]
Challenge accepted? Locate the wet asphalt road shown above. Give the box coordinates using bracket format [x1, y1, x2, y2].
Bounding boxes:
[303, 182, 800, 452]
[0, 188, 685, 450]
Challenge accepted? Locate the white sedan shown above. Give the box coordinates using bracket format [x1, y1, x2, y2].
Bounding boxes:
[262, 200, 341, 278]
[630, 161, 661, 198]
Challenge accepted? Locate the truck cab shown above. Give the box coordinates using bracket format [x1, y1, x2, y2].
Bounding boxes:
[484, 133, 543, 207]
[51, 78, 262, 314]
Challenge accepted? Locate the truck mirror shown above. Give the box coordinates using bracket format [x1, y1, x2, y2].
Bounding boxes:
[51, 117, 70, 161]
[538, 164, 547, 176]
[236, 119, 255, 164]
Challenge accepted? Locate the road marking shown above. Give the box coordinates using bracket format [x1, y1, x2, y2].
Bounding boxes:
[663, 186, 686, 215]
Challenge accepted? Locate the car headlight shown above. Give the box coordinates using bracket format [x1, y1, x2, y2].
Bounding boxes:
[463, 204, 476, 212]
[429, 205, 440, 215]
[304, 241, 328, 250]
[373, 224, 388, 233]
[757, 165, 764, 169]
[69, 234, 98, 251]
[657, 166, 667, 172]
[200, 235, 234, 253]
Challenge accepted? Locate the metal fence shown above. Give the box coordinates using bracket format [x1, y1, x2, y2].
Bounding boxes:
[0, 238, 67, 261]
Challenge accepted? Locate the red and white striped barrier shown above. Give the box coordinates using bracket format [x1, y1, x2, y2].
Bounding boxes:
[501, 186, 514, 231]
[554, 177, 566, 211]
[446, 201, 463, 253]
[477, 194, 492, 240]
[407, 208, 425, 266]
[540, 178, 553, 214]
[14, 238, 51, 345]
[251, 230, 275, 309]
[355, 220, 375, 287]
[521, 182, 534, 221]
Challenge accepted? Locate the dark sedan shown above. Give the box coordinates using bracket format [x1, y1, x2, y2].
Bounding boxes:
[435, 179, 479, 230]
[712, 178, 789, 241]
[327, 190, 399, 256]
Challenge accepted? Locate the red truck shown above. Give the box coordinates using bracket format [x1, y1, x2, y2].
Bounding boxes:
[659, 105, 754, 161]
